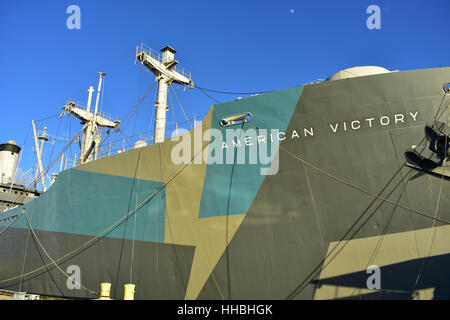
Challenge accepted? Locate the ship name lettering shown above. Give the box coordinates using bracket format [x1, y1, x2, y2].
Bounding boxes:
[329, 111, 419, 134]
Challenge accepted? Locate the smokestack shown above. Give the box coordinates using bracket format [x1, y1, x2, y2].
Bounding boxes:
[0, 141, 21, 185]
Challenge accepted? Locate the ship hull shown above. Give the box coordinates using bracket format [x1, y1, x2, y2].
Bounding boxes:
[0, 67, 449, 300]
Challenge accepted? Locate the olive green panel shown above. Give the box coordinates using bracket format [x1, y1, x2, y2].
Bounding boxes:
[315, 224, 450, 300]
[199, 67, 450, 300]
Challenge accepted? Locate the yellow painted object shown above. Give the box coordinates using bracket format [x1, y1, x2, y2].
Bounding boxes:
[123, 284, 135, 300]
[97, 282, 112, 300]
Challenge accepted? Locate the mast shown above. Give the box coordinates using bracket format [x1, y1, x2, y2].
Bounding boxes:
[62, 72, 120, 165]
[92, 72, 106, 160]
[136, 44, 193, 144]
[80, 85, 95, 161]
[31, 121, 47, 192]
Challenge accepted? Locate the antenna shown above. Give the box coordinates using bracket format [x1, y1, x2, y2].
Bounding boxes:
[61, 73, 120, 165]
[135, 44, 193, 144]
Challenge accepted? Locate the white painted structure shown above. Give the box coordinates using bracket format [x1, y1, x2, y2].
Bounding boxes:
[0, 141, 21, 185]
[327, 66, 391, 81]
[136, 44, 193, 144]
[134, 140, 147, 149]
[62, 72, 120, 165]
[31, 121, 47, 191]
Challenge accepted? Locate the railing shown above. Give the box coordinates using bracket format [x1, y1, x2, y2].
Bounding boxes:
[65, 98, 120, 123]
[171, 64, 191, 81]
[136, 43, 162, 63]
[18, 110, 208, 194]
[95, 113, 207, 159]
[54, 112, 208, 171]
[135, 43, 192, 80]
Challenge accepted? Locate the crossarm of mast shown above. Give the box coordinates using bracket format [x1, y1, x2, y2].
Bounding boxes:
[136, 50, 191, 85]
[62, 103, 120, 128]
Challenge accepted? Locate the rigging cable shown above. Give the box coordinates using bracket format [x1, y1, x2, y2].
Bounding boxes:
[97, 79, 157, 155]
[34, 114, 60, 123]
[170, 84, 191, 125]
[0, 124, 227, 299]
[168, 84, 178, 126]
[129, 155, 140, 285]
[0, 120, 446, 295]
[1, 80, 448, 298]
[189, 85, 193, 120]
[348, 167, 416, 298]
[132, 63, 144, 138]
[196, 87, 222, 105]
[194, 85, 274, 95]
[412, 102, 448, 293]
[0, 125, 86, 220]
[240, 122, 450, 299]
[363, 94, 449, 297]
[22, 209, 98, 296]
[45, 115, 63, 170]
[433, 93, 449, 125]
[69, 114, 73, 160]
[113, 151, 142, 297]
[0, 215, 19, 224]
[279, 144, 449, 299]
[19, 207, 34, 292]
[280, 92, 450, 299]
[161, 125, 227, 299]
[353, 91, 450, 297]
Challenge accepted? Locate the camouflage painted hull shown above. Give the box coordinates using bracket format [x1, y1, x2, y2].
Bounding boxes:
[0, 67, 449, 300]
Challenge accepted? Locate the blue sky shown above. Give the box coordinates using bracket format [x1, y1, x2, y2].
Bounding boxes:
[0, 0, 449, 179]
